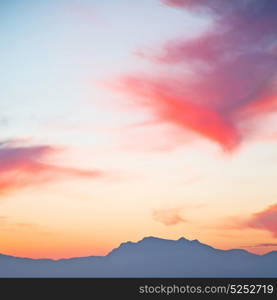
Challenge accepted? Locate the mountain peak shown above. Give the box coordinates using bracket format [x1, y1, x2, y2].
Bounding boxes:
[140, 236, 192, 243]
[177, 237, 189, 242]
[140, 236, 162, 242]
[108, 236, 214, 257]
[126, 236, 212, 248]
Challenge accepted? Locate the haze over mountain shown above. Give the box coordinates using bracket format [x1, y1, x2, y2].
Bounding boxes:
[1, 237, 277, 277]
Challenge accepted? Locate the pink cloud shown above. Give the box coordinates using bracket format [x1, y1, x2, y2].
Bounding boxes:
[114, 0, 277, 151]
[247, 204, 277, 238]
[0, 140, 104, 195]
[224, 204, 277, 238]
[116, 75, 240, 151]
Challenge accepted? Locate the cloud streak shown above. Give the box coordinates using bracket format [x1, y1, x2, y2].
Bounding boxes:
[0, 140, 104, 195]
[0, 215, 51, 235]
[245, 243, 277, 248]
[115, 0, 277, 151]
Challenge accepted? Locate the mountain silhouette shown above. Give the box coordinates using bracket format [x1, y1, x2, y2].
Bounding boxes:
[1, 237, 276, 277]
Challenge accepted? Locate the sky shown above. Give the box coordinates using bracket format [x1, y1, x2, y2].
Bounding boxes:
[0, 0, 277, 259]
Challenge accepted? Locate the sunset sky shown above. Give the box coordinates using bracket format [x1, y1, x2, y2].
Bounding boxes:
[0, 0, 277, 259]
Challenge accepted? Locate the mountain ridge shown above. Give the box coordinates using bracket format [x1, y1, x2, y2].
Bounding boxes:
[0, 236, 276, 260]
[1, 236, 277, 277]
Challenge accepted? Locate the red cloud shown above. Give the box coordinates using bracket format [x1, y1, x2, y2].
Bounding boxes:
[0, 141, 104, 195]
[117, 75, 240, 151]
[114, 0, 277, 151]
[153, 208, 186, 225]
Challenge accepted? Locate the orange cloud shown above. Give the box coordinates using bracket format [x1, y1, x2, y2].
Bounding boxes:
[0, 140, 104, 195]
[152, 208, 186, 225]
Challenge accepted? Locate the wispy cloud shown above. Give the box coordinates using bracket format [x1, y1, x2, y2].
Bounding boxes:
[0, 140, 105, 195]
[244, 243, 277, 248]
[114, 0, 277, 151]
[152, 208, 186, 225]
[0, 215, 51, 235]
